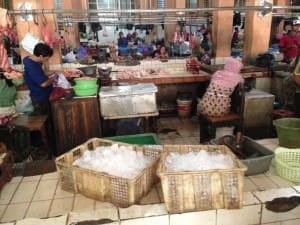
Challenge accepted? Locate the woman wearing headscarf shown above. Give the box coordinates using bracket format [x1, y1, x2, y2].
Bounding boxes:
[199, 58, 244, 117]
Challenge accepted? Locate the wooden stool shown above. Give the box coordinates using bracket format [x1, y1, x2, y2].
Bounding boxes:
[199, 83, 245, 143]
[199, 112, 241, 143]
[9, 114, 50, 158]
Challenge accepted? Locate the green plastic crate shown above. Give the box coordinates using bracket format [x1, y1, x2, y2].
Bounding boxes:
[105, 133, 160, 145]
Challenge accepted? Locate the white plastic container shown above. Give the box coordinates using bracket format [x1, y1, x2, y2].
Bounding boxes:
[215, 126, 234, 139]
[99, 83, 158, 119]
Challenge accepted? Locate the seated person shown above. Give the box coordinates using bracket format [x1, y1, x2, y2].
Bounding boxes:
[152, 42, 162, 58]
[154, 46, 169, 59]
[198, 58, 244, 117]
[117, 32, 128, 48]
[195, 43, 211, 65]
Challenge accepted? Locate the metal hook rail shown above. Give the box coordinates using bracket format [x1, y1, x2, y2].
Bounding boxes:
[4, 1, 279, 16]
[6, 1, 300, 24]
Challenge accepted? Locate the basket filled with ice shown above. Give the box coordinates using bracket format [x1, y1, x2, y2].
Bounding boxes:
[157, 144, 247, 213]
[55, 138, 162, 207]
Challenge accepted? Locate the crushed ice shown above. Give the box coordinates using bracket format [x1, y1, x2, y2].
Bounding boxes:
[73, 144, 153, 179]
[165, 150, 234, 172]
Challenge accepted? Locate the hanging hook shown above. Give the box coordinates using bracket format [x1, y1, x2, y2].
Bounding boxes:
[34, 13, 39, 26]
[42, 9, 47, 25]
[27, 19, 30, 32]
[53, 13, 57, 30]
[26, 10, 30, 32]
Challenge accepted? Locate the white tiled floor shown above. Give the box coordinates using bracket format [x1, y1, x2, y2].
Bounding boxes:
[0, 116, 299, 225]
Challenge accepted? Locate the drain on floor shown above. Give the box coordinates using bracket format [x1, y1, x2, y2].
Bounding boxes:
[158, 128, 181, 136]
[265, 196, 300, 212]
[70, 219, 114, 225]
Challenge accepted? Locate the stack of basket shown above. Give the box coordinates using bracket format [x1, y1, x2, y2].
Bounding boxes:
[55, 138, 248, 213]
[273, 118, 300, 182]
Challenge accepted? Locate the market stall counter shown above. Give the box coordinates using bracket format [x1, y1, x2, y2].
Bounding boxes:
[200, 63, 289, 78]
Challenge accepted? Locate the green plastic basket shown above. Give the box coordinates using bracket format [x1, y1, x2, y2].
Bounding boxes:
[105, 133, 160, 145]
[273, 118, 300, 148]
[275, 147, 300, 182]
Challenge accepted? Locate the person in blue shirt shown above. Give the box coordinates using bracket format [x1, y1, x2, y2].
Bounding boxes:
[23, 43, 57, 115]
[117, 32, 128, 48]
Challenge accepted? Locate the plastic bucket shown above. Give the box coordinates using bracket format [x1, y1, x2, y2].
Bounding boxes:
[273, 118, 300, 148]
[177, 99, 192, 118]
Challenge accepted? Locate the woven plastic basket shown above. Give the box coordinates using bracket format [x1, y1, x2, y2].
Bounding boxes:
[275, 147, 300, 182]
[157, 145, 247, 213]
[55, 138, 162, 207]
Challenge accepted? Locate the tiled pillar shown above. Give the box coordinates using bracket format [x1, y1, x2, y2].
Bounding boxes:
[211, 0, 235, 59]
[243, 0, 273, 63]
[61, 0, 86, 49]
[164, 0, 176, 43]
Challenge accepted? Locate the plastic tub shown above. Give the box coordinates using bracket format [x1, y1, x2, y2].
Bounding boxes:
[73, 86, 98, 96]
[106, 133, 160, 145]
[273, 118, 300, 148]
[212, 135, 274, 176]
[74, 77, 98, 88]
[273, 109, 294, 119]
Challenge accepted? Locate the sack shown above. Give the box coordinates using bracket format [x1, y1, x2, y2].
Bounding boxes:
[20, 32, 43, 54]
[49, 87, 71, 102]
[255, 53, 275, 67]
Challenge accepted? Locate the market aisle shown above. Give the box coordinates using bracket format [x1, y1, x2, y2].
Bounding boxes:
[0, 116, 299, 224]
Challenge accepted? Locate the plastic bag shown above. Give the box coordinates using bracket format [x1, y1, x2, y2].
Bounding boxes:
[53, 73, 72, 89]
[63, 51, 77, 63]
[20, 32, 43, 54]
[14, 90, 34, 113]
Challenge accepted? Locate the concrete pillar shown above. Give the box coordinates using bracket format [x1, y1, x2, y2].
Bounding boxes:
[211, 0, 235, 58]
[243, 0, 273, 64]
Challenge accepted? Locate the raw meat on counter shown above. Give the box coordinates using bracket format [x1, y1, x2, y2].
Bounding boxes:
[117, 68, 169, 79]
[61, 69, 83, 78]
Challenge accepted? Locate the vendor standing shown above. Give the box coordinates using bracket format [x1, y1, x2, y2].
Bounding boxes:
[23, 43, 57, 115]
[279, 19, 300, 64]
[292, 65, 300, 117]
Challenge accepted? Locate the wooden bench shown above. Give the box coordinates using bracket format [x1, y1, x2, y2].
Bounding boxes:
[9, 114, 50, 158]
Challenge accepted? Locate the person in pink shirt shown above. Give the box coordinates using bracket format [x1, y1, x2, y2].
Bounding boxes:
[279, 19, 300, 64]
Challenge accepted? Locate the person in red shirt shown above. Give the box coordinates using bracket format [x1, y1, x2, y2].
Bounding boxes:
[231, 27, 239, 47]
[279, 19, 300, 64]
